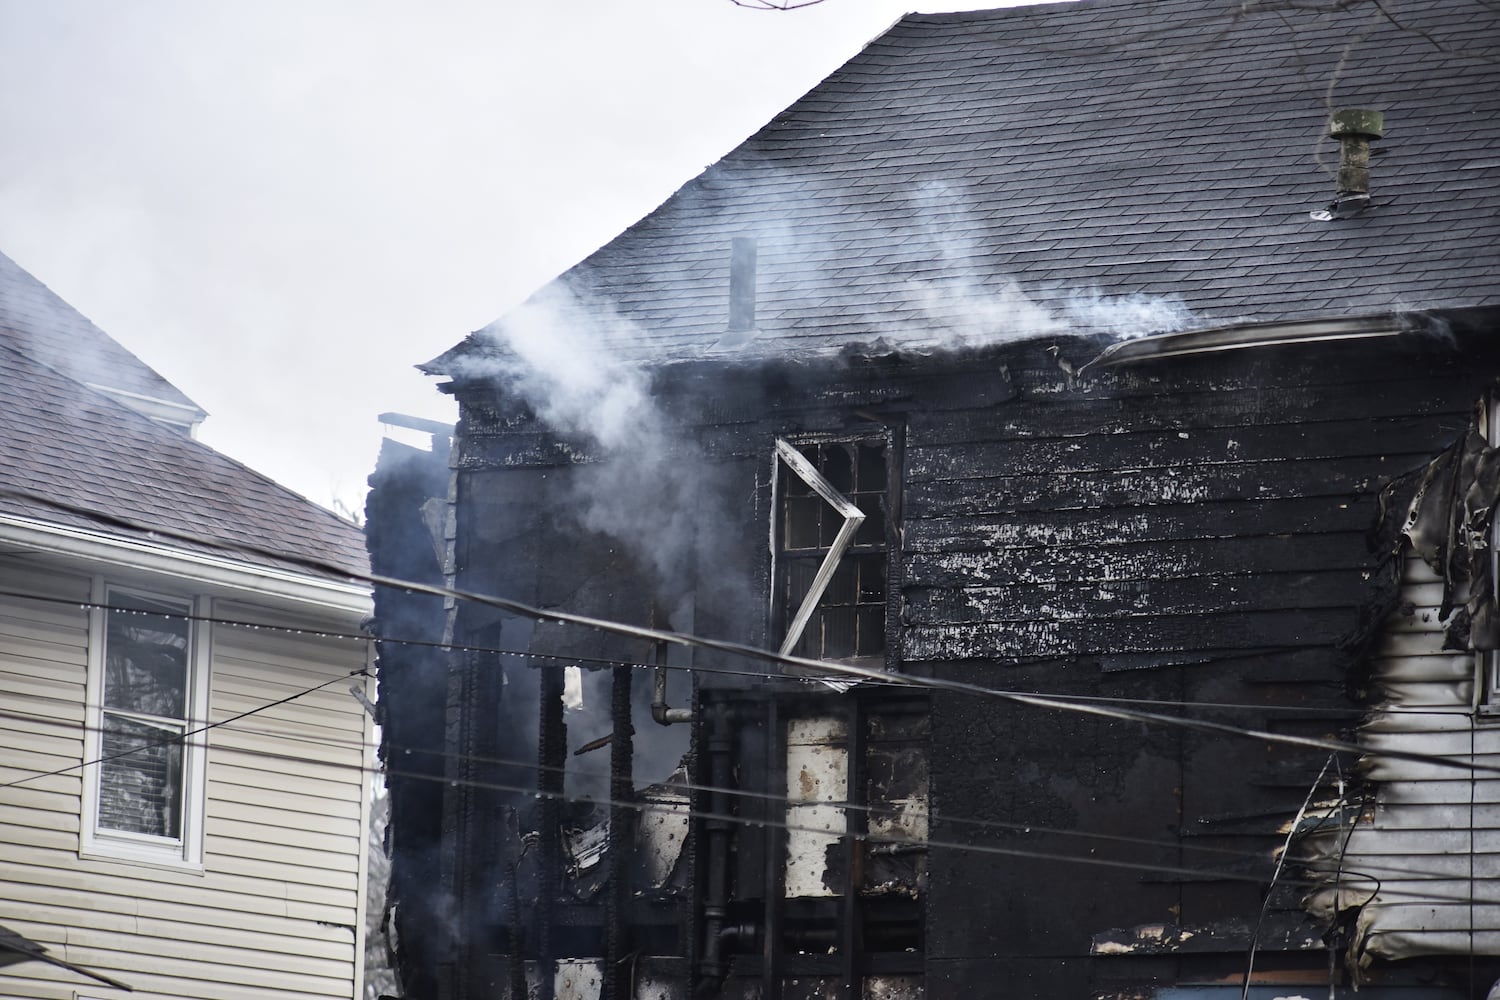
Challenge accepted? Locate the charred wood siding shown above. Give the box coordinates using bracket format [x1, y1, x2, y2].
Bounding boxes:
[367, 437, 454, 999]
[400, 332, 1499, 1000]
[910, 338, 1489, 998]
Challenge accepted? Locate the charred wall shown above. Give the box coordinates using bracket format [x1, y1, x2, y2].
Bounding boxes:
[367, 433, 454, 998]
[909, 335, 1495, 998]
[374, 320, 1500, 1000]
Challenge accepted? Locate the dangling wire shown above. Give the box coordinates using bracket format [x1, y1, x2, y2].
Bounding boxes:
[1242, 754, 1337, 1000]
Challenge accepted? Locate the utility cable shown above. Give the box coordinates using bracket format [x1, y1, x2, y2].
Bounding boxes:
[0, 702, 1485, 894]
[10, 715, 1483, 908]
[0, 669, 367, 790]
[0, 587, 1380, 716]
[3, 487, 1493, 778]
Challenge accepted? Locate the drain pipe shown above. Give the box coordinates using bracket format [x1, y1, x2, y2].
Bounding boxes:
[651, 640, 692, 725]
[696, 701, 735, 997]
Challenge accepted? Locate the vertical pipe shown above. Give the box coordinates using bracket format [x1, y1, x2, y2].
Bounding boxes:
[697, 702, 735, 996]
[729, 237, 757, 333]
[762, 701, 786, 1000]
[840, 698, 866, 999]
[536, 662, 567, 1000]
[605, 663, 635, 1000]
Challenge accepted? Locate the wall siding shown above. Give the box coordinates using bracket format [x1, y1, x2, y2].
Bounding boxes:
[0, 563, 371, 1000]
[1317, 557, 1500, 960]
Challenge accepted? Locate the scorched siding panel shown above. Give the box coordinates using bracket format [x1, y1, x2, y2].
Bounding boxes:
[1311, 557, 1500, 960]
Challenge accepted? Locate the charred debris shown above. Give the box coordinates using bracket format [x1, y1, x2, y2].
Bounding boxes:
[367, 305, 1500, 1000]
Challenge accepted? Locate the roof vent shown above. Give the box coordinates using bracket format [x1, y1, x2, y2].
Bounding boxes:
[714, 236, 758, 350]
[1311, 108, 1384, 221]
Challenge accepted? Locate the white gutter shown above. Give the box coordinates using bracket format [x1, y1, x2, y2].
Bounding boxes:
[83, 381, 207, 436]
[0, 514, 371, 619]
[1083, 314, 1405, 370]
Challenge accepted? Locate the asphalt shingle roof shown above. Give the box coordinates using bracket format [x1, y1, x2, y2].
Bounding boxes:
[432, 0, 1500, 372]
[0, 249, 203, 417]
[0, 257, 367, 580]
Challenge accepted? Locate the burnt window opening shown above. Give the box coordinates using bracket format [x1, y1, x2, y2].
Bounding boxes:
[774, 436, 891, 665]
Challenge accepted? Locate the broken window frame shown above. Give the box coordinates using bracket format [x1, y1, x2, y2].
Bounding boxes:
[769, 432, 897, 671]
[80, 579, 211, 868]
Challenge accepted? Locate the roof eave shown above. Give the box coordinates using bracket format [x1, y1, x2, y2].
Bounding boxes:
[0, 514, 372, 621]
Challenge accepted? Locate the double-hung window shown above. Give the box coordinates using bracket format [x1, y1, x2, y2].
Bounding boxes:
[81, 582, 209, 866]
[773, 436, 892, 667]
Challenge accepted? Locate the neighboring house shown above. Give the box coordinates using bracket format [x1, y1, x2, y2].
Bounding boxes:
[368, 1, 1500, 998]
[0, 249, 376, 999]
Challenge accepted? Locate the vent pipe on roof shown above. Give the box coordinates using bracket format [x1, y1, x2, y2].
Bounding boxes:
[1311, 108, 1384, 221]
[729, 236, 757, 333]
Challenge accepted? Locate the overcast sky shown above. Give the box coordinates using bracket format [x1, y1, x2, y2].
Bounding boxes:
[0, 0, 1036, 515]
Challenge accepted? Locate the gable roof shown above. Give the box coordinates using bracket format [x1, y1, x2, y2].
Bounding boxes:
[0, 252, 367, 585]
[0, 249, 205, 426]
[431, 0, 1500, 373]
[0, 340, 368, 580]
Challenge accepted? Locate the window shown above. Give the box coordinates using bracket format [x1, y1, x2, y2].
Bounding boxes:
[773, 436, 890, 665]
[81, 581, 210, 866]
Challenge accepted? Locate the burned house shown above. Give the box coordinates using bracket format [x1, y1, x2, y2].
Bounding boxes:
[368, 0, 1500, 997]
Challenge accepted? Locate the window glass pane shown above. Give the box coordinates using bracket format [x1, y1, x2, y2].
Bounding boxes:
[820, 606, 857, 659]
[853, 496, 884, 547]
[857, 606, 886, 657]
[104, 593, 190, 719]
[824, 560, 857, 605]
[820, 444, 853, 494]
[785, 559, 818, 612]
[99, 714, 184, 839]
[817, 502, 845, 548]
[783, 496, 822, 551]
[857, 443, 886, 493]
[858, 556, 886, 603]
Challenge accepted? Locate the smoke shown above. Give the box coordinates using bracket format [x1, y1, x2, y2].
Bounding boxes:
[879, 181, 1196, 347]
[1063, 288, 1195, 340]
[479, 284, 710, 588]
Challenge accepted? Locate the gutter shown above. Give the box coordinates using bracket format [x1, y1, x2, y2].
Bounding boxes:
[0, 514, 371, 619]
[1084, 314, 1406, 370]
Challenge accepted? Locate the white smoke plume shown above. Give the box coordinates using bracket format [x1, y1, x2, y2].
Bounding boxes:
[474, 283, 731, 604]
[887, 180, 1196, 347]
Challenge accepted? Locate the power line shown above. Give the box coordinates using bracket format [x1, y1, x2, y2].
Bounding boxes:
[1, 584, 1388, 718]
[2, 701, 1488, 896]
[11, 702, 1488, 907]
[2, 488, 1485, 778]
[0, 670, 367, 790]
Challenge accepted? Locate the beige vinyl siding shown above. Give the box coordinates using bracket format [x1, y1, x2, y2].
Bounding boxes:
[1327, 557, 1500, 958]
[0, 561, 373, 1000]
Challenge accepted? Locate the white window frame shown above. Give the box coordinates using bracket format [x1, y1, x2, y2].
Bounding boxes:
[80, 578, 211, 868]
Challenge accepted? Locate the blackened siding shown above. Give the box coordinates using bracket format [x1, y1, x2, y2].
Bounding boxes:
[403, 331, 1498, 1000]
[913, 336, 1490, 998]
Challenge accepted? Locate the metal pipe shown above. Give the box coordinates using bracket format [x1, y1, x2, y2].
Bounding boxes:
[695, 702, 735, 997]
[651, 641, 691, 725]
[605, 663, 635, 1000]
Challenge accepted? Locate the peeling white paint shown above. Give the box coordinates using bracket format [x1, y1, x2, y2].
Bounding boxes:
[785, 716, 848, 898]
[554, 958, 603, 1000]
[638, 777, 690, 887]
